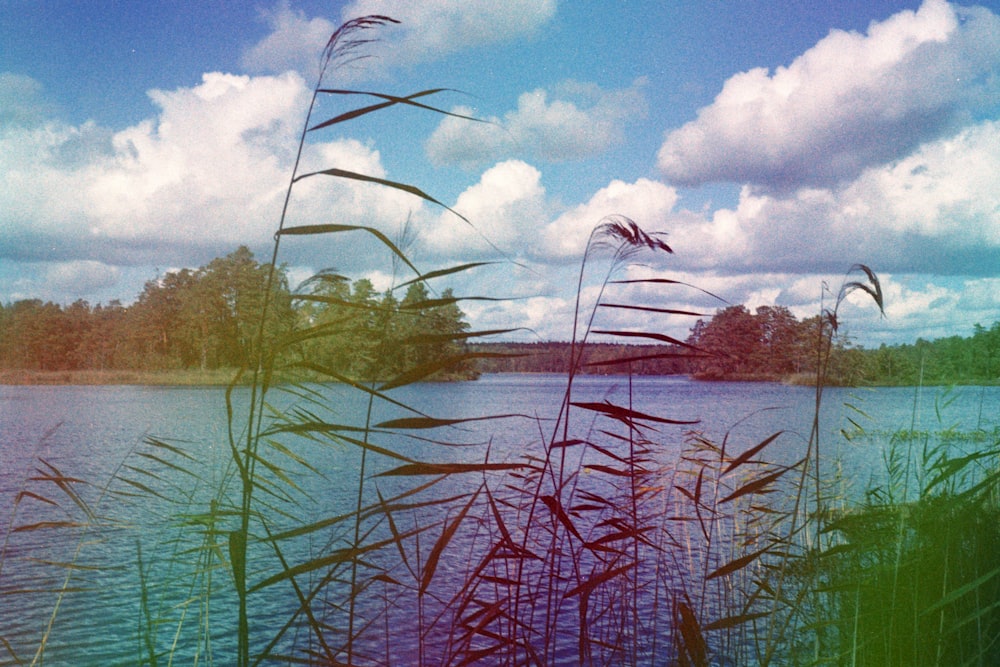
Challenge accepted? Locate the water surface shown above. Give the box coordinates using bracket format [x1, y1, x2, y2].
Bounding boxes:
[2, 376, 996, 664]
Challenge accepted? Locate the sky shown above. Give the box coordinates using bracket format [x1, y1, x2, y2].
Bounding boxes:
[2, 0, 999, 347]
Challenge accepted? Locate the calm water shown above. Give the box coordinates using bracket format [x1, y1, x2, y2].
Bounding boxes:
[2, 375, 997, 664]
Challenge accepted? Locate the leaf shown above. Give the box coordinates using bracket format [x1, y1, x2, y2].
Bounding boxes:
[291, 168, 468, 225]
[284, 360, 427, 415]
[925, 448, 1000, 494]
[610, 277, 729, 304]
[599, 302, 706, 317]
[541, 495, 584, 543]
[143, 437, 197, 462]
[118, 477, 170, 501]
[920, 565, 1000, 616]
[585, 351, 708, 368]
[675, 600, 708, 666]
[14, 521, 88, 532]
[718, 464, 796, 504]
[277, 223, 420, 277]
[136, 451, 198, 479]
[376, 413, 528, 430]
[846, 263, 885, 315]
[571, 400, 700, 426]
[583, 464, 630, 477]
[14, 490, 57, 507]
[706, 546, 770, 580]
[591, 329, 705, 352]
[398, 295, 505, 311]
[310, 88, 484, 131]
[400, 329, 518, 346]
[722, 432, 784, 476]
[375, 488, 413, 577]
[378, 351, 508, 391]
[394, 262, 496, 288]
[421, 488, 480, 594]
[564, 562, 635, 599]
[702, 611, 771, 631]
[229, 529, 247, 596]
[249, 528, 423, 592]
[376, 462, 527, 477]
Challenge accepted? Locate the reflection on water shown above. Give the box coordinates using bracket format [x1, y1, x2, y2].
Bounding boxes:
[1, 377, 997, 663]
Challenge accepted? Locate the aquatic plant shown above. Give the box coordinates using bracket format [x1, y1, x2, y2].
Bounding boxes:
[4, 15, 1000, 667]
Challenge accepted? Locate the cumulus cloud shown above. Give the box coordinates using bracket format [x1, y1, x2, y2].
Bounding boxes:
[426, 79, 647, 168]
[0, 70, 418, 273]
[341, 0, 556, 67]
[419, 167, 680, 265]
[418, 160, 548, 257]
[0, 73, 56, 126]
[657, 0, 1000, 189]
[46, 260, 121, 296]
[540, 178, 678, 260]
[241, 2, 337, 80]
[240, 0, 556, 81]
[660, 118, 1000, 277]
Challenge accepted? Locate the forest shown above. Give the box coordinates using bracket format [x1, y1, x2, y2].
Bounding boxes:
[682, 304, 1000, 386]
[2, 253, 997, 386]
[472, 304, 1000, 386]
[0, 246, 473, 381]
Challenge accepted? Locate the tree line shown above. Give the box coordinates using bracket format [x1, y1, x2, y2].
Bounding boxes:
[684, 304, 1000, 385]
[0, 246, 473, 380]
[4, 257, 997, 386]
[472, 305, 999, 386]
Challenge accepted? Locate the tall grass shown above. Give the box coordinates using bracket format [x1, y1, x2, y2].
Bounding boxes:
[3, 15, 999, 667]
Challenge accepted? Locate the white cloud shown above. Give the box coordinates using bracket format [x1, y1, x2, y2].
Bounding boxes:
[467, 294, 573, 341]
[657, 119, 1000, 278]
[0, 70, 419, 271]
[419, 159, 547, 257]
[341, 0, 556, 67]
[421, 168, 680, 265]
[240, 1, 556, 81]
[241, 2, 337, 80]
[47, 260, 121, 296]
[657, 0, 1000, 189]
[540, 178, 679, 261]
[0, 73, 55, 126]
[426, 80, 647, 168]
[0, 259, 123, 304]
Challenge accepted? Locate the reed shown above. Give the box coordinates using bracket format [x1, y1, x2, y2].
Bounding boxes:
[4, 15, 999, 667]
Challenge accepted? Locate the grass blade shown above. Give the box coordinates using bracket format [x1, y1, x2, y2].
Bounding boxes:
[420, 488, 480, 594]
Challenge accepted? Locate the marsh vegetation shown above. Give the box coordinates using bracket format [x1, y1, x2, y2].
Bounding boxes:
[2, 15, 998, 666]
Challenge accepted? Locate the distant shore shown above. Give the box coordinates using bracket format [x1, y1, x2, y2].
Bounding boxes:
[0, 367, 475, 386]
[2, 368, 993, 387]
[0, 368, 246, 386]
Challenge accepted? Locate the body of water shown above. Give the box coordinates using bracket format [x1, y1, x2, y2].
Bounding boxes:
[2, 375, 997, 664]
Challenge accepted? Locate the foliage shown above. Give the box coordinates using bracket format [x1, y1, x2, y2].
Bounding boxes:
[0, 246, 293, 372]
[686, 303, 999, 386]
[0, 247, 472, 379]
[686, 304, 816, 380]
[863, 321, 1000, 385]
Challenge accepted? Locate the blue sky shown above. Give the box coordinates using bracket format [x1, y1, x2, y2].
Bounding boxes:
[2, 0, 999, 346]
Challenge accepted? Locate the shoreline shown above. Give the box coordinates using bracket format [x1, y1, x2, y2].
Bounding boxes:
[0, 368, 246, 386]
[1, 368, 994, 388]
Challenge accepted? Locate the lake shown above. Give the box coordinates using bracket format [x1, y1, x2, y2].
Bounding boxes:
[2, 375, 998, 665]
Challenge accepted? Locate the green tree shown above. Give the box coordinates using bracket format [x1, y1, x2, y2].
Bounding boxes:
[1, 300, 76, 370]
[197, 246, 293, 369]
[688, 305, 764, 378]
[76, 301, 127, 370]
